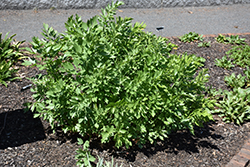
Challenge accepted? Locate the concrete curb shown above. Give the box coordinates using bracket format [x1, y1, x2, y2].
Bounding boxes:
[1, 0, 250, 10]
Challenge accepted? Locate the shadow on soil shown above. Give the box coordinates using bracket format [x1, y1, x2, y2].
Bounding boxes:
[0, 109, 46, 149]
[49, 121, 223, 163]
[0, 106, 223, 163]
[88, 123, 223, 162]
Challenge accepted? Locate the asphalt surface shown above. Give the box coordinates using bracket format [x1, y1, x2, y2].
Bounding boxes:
[0, 4, 250, 42]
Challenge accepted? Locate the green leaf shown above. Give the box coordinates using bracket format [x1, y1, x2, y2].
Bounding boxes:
[77, 138, 84, 145]
[74, 44, 82, 53]
[63, 62, 74, 70]
[43, 23, 49, 31]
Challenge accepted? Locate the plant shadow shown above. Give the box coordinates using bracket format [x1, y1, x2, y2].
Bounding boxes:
[0, 109, 46, 149]
[85, 122, 223, 163]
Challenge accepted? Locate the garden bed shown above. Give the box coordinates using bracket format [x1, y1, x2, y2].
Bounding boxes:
[0, 34, 250, 167]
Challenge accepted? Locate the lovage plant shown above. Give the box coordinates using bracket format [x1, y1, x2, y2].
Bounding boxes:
[24, 1, 213, 152]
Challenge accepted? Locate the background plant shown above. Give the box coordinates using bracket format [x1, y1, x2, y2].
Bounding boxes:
[224, 73, 246, 88]
[211, 88, 250, 125]
[0, 32, 25, 87]
[198, 41, 211, 47]
[244, 67, 250, 88]
[215, 56, 234, 69]
[179, 32, 204, 43]
[215, 34, 246, 45]
[226, 45, 250, 68]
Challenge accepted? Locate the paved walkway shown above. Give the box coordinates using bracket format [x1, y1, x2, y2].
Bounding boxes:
[0, 4, 249, 42]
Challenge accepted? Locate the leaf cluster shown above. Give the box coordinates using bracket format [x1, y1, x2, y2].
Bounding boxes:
[226, 45, 250, 68]
[224, 73, 247, 89]
[215, 34, 246, 45]
[76, 139, 122, 167]
[211, 88, 250, 125]
[0, 32, 25, 86]
[215, 44, 250, 70]
[179, 32, 204, 43]
[198, 41, 211, 47]
[215, 56, 234, 69]
[244, 67, 250, 88]
[75, 139, 96, 167]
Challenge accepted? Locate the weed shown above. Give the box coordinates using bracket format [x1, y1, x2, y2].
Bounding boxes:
[179, 32, 204, 43]
[198, 41, 211, 47]
[215, 56, 234, 69]
[215, 34, 246, 45]
[0, 32, 25, 86]
[211, 88, 250, 125]
[224, 73, 246, 88]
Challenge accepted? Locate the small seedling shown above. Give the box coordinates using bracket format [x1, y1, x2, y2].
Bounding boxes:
[198, 41, 211, 47]
[224, 73, 246, 88]
[215, 56, 234, 69]
[215, 34, 246, 45]
[179, 32, 204, 43]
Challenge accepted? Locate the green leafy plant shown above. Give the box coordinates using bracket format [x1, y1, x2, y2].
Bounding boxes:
[95, 156, 122, 167]
[75, 139, 96, 167]
[179, 32, 204, 43]
[215, 34, 246, 45]
[198, 41, 211, 47]
[226, 45, 250, 68]
[224, 73, 246, 88]
[24, 0, 213, 152]
[211, 88, 250, 125]
[76, 140, 122, 167]
[215, 56, 234, 69]
[215, 34, 225, 43]
[0, 32, 25, 86]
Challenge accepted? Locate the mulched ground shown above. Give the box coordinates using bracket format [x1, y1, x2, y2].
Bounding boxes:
[0, 34, 250, 167]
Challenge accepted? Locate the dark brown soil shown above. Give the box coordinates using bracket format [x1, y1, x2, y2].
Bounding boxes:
[1, 34, 250, 167]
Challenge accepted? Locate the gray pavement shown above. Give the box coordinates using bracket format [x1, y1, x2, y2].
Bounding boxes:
[0, 4, 250, 42]
[1, 0, 250, 9]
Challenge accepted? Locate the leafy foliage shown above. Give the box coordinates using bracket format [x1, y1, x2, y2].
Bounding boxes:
[198, 41, 211, 47]
[224, 73, 246, 89]
[211, 88, 250, 125]
[24, 1, 213, 151]
[0, 60, 19, 87]
[215, 56, 234, 69]
[215, 34, 246, 45]
[179, 32, 204, 43]
[0, 32, 25, 86]
[76, 140, 123, 167]
[244, 67, 250, 88]
[75, 139, 96, 167]
[226, 45, 250, 68]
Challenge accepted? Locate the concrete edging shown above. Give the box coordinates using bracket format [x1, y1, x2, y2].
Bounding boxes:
[0, 0, 250, 10]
